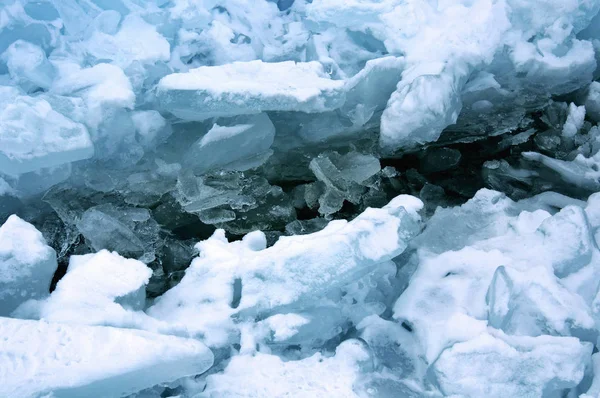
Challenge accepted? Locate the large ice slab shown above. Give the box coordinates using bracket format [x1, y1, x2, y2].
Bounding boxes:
[0, 215, 56, 316]
[157, 60, 346, 121]
[0, 86, 94, 176]
[0, 317, 214, 398]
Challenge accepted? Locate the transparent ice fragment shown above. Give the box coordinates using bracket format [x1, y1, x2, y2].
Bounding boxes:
[183, 113, 275, 175]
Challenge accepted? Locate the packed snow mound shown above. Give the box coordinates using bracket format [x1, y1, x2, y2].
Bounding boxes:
[0, 317, 214, 398]
[13, 250, 154, 327]
[0, 215, 56, 316]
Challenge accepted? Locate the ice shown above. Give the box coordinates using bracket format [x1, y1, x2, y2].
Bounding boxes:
[84, 15, 170, 69]
[1, 40, 56, 92]
[309, 151, 381, 216]
[432, 328, 592, 398]
[13, 250, 154, 328]
[76, 204, 160, 263]
[200, 339, 369, 397]
[157, 60, 346, 121]
[183, 113, 275, 174]
[0, 215, 56, 316]
[0, 317, 213, 398]
[582, 353, 600, 398]
[0, 87, 94, 176]
[562, 103, 586, 138]
[148, 195, 422, 345]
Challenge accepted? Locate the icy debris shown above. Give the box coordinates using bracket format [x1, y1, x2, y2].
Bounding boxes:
[200, 339, 369, 398]
[0, 86, 94, 176]
[148, 194, 422, 345]
[432, 328, 592, 398]
[0, 215, 56, 316]
[157, 60, 346, 121]
[76, 204, 160, 263]
[0, 317, 213, 398]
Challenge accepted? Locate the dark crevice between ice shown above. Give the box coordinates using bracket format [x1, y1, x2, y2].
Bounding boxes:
[2, 100, 594, 298]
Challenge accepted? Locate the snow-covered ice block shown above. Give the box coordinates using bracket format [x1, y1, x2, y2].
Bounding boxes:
[394, 189, 597, 361]
[201, 339, 369, 397]
[14, 250, 153, 327]
[52, 63, 135, 129]
[84, 15, 170, 69]
[0, 86, 94, 176]
[183, 113, 275, 174]
[432, 329, 592, 398]
[0, 215, 56, 316]
[380, 63, 465, 150]
[149, 195, 423, 345]
[1, 40, 56, 92]
[0, 317, 214, 398]
[157, 60, 346, 121]
[487, 265, 596, 339]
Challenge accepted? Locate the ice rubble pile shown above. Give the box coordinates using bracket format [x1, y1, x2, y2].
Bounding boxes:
[3, 0, 600, 397]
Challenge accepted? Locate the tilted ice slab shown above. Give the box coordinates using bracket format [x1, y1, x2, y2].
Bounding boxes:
[0, 86, 94, 176]
[0, 215, 56, 316]
[149, 194, 423, 346]
[0, 317, 214, 398]
[157, 60, 346, 121]
[183, 113, 275, 174]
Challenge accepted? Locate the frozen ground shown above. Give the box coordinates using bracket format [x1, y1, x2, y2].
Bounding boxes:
[2, 0, 600, 396]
